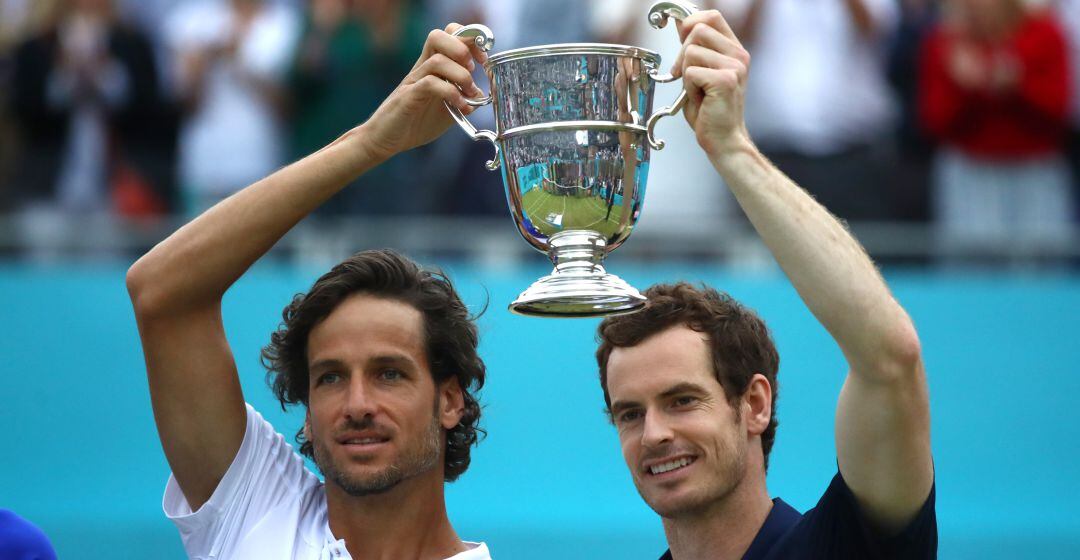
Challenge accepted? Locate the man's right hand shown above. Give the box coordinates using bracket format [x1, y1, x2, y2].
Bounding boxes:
[359, 23, 488, 162]
[670, 10, 753, 160]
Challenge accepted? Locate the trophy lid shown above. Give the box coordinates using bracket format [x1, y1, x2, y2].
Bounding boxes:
[485, 43, 661, 68]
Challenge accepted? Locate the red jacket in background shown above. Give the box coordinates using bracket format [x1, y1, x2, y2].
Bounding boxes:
[919, 11, 1072, 160]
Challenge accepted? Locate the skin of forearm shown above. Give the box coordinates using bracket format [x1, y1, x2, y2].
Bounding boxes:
[127, 126, 386, 317]
[709, 138, 919, 379]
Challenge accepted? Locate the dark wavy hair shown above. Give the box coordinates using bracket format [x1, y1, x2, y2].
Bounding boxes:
[261, 249, 485, 482]
[596, 282, 780, 471]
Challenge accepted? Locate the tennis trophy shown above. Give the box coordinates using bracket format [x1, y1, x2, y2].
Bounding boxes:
[445, 1, 697, 317]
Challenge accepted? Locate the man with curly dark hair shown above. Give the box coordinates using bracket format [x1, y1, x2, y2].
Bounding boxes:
[592, 9, 936, 560]
[127, 24, 493, 560]
[261, 249, 485, 486]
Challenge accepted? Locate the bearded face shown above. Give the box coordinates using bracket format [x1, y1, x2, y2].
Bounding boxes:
[312, 404, 442, 496]
[304, 295, 460, 498]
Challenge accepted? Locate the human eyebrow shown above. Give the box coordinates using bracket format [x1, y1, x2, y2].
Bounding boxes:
[368, 354, 418, 370]
[370, 353, 413, 364]
[309, 358, 346, 374]
[658, 382, 710, 399]
[609, 399, 642, 417]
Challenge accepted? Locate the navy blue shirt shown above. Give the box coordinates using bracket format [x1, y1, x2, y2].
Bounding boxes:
[659, 471, 937, 559]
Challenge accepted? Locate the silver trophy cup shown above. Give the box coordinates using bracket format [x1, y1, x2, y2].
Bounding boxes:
[446, 1, 697, 317]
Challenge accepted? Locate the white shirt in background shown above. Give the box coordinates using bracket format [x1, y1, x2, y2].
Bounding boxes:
[166, 1, 300, 198]
[718, 0, 899, 156]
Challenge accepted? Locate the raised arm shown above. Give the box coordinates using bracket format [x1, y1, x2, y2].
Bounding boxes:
[125, 25, 486, 510]
[673, 11, 932, 533]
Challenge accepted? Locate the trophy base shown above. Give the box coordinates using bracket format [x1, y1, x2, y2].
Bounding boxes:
[509, 230, 646, 318]
[509, 270, 646, 317]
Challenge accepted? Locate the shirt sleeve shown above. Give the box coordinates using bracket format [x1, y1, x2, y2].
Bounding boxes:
[162, 404, 320, 559]
[1011, 16, 1071, 124]
[793, 470, 938, 559]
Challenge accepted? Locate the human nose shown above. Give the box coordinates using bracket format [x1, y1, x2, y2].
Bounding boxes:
[342, 376, 378, 421]
[640, 409, 673, 448]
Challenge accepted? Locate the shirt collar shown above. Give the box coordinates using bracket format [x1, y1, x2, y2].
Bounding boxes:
[742, 498, 801, 559]
[658, 498, 802, 560]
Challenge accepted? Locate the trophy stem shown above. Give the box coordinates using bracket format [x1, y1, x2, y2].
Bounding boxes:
[548, 229, 606, 269]
[509, 230, 646, 317]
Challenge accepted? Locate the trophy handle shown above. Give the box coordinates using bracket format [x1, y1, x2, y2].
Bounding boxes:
[444, 24, 501, 170]
[645, 1, 699, 150]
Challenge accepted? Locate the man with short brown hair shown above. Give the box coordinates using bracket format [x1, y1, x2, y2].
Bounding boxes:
[595, 9, 936, 559]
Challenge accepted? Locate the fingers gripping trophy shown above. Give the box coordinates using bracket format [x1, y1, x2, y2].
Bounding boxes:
[444, 1, 698, 317]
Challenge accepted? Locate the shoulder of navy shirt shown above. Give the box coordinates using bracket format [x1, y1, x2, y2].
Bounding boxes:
[658, 471, 938, 560]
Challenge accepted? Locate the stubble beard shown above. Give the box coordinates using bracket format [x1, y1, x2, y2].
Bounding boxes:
[313, 407, 443, 497]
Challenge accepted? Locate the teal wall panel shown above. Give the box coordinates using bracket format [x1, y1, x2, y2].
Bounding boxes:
[1, 264, 1078, 558]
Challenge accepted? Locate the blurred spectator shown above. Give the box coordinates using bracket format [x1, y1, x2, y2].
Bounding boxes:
[886, 0, 940, 224]
[2, 1, 54, 196]
[0, 0, 54, 48]
[919, 0, 1074, 261]
[717, 0, 900, 222]
[166, 0, 300, 215]
[2, 0, 60, 212]
[1053, 0, 1080, 208]
[288, 0, 428, 215]
[117, 0, 187, 94]
[7, 0, 173, 258]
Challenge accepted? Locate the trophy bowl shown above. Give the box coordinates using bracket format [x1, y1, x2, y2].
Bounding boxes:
[445, 2, 697, 317]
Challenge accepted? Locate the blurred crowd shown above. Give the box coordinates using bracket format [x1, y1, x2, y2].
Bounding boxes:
[0, 0, 1078, 261]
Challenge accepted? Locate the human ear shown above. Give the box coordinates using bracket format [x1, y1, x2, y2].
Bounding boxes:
[439, 379, 465, 430]
[743, 373, 772, 436]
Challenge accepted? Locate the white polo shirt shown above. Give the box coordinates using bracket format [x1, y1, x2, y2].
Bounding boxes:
[717, 0, 899, 155]
[163, 404, 491, 560]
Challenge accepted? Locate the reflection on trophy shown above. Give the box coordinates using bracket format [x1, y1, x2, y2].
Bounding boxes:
[445, 1, 697, 317]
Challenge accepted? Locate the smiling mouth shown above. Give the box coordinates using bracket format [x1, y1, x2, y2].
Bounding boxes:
[648, 456, 696, 476]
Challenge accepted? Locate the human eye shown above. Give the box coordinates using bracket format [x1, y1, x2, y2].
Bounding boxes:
[672, 395, 698, 408]
[616, 409, 643, 424]
[378, 368, 405, 382]
[315, 372, 342, 386]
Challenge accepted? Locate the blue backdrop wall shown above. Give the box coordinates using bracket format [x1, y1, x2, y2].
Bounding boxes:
[1, 262, 1078, 558]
